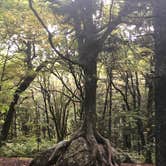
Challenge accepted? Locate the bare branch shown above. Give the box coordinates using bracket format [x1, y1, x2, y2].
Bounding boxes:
[99, 0, 141, 43]
[29, 0, 80, 66]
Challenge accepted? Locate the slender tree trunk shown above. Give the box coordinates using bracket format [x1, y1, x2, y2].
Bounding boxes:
[0, 63, 44, 142]
[0, 53, 8, 91]
[108, 67, 113, 139]
[41, 87, 52, 140]
[130, 72, 146, 151]
[145, 75, 154, 164]
[14, 111, 17, 138]
[0, 76, 35, 141]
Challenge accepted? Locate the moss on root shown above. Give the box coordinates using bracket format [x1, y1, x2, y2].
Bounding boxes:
[30, 132, 119, 166]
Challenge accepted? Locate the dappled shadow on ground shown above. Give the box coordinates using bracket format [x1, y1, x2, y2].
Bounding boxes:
[0, 158, 153, 166]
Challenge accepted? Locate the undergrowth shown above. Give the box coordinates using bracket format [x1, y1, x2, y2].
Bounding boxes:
[0, 136, 55, 157]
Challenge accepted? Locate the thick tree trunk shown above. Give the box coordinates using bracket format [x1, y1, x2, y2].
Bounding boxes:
[81, 57, 97, 135]
[29, 0, 119, 165]
[145, 74, 154, 164]
[153, 1, 166, 165]
[30, 51, 118, 166]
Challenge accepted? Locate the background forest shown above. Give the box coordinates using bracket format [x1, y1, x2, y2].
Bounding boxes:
[0, 0, 159, 165]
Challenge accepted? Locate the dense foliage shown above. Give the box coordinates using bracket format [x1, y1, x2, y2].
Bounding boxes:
[0, 0, 160, 165]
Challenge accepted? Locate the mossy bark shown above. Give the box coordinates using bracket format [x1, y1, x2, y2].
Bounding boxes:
[30, 131, 119, 166]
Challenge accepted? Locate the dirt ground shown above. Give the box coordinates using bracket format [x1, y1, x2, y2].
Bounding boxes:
[0, 157, 32, 166]
[0, 158, 154, 166]
[121, 164, 153, 166]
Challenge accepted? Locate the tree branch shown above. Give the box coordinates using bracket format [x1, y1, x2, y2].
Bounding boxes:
[99, 0, 142, 44]
[29, 0, 80, 66]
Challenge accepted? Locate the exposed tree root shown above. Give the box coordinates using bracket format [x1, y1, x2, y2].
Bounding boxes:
[30, 130, 119, 166]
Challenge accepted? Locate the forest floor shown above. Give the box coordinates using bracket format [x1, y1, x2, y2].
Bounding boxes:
[0, 157, 32, 166]
[0, 157, 154, 166]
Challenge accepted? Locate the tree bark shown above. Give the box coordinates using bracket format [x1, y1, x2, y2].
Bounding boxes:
[0, 74, 36, 141]
[108, 67, 113, 139]
[40, 81, 52, 140]
[81, 56, 97, 135]
[153, 1, 166, 165]
[145, 74, 154, 164]
[0, 62, 44, 142]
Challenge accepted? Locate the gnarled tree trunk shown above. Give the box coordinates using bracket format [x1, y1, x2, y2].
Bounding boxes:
[30, 57, 117, 166]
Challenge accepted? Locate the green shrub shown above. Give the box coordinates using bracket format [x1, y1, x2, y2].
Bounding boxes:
[0, 136, 55, 157]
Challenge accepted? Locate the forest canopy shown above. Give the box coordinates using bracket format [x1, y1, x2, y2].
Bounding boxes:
[0, 0, 165, 166]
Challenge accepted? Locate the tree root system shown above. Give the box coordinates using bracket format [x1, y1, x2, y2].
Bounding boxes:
[30, 130, 119, 166]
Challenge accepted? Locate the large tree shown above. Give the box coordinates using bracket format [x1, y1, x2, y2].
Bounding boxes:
[29, 0, 143, 165]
